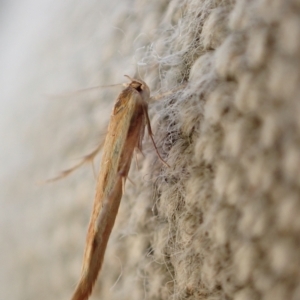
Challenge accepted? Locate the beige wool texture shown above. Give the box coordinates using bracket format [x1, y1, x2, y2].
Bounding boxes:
[4, 0, 300, 299]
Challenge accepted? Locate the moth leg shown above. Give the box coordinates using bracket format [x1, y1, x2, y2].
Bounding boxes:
[122, 176, 126, 194]
[46, 139, 105, 182]
[142, 104, 170, 168]
[119, 173, 135, 194]
[134, 152, 139, 170]
[126, 176, 135, 186]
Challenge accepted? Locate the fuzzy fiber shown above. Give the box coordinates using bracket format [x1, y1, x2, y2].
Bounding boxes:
[2, 0, 300, 300]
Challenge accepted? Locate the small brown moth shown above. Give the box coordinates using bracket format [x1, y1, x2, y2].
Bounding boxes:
[70, 76, 168, 300]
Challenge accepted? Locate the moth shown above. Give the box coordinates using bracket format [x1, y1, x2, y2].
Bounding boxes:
[68, 76, 169, 300]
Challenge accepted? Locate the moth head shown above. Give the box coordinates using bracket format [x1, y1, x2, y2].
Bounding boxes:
[124, 75, 150, 101]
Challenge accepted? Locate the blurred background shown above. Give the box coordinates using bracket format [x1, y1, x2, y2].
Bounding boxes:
[0, 1, 146, 298]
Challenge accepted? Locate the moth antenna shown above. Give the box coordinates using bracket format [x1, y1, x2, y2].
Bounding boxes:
[124, 74, 134, 82]
[150, 83, 187, 102]
[46, 83, 124, 100]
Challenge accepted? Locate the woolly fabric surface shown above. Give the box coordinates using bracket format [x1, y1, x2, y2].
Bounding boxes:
[2, 0, 300, 299]
[106, 0, 300, 299]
